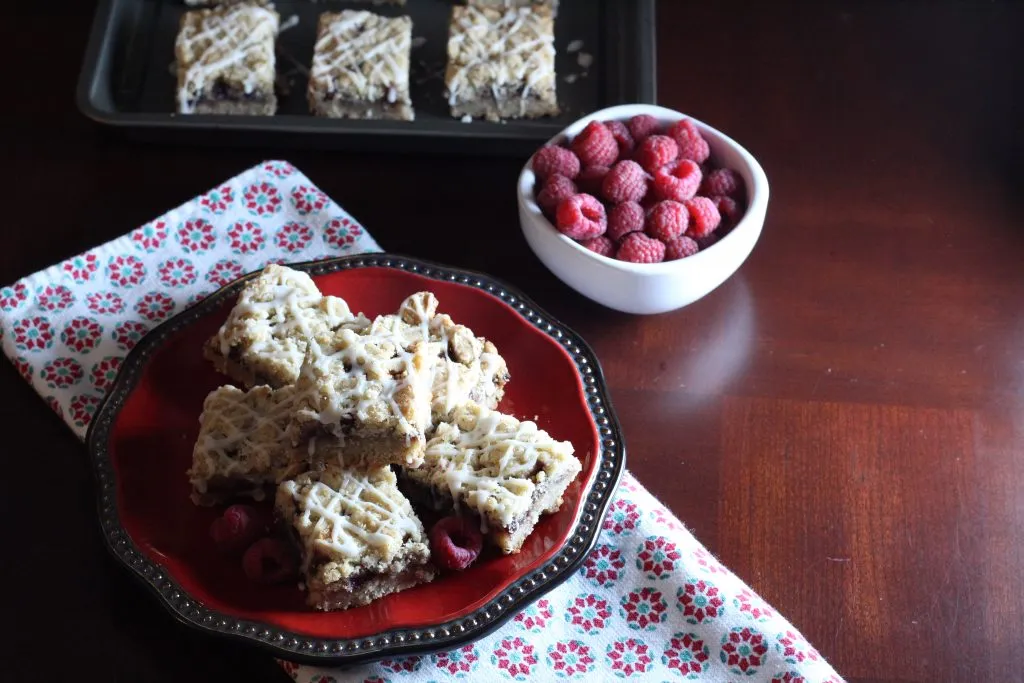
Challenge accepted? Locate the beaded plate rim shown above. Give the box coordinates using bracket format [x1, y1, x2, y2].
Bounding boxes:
[85, 253, 627, 665]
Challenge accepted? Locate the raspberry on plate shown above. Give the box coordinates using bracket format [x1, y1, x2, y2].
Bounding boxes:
[581, 235, 615, 257]
[616, 231, 665, 264]
[602, 160, 647, 204]
[575, 165, 610, 195]
[635, 135, 678, 174]
[429, 516, 483, 571]
[684, 196, 722, 238]
[645, 200, 689, 242]
[604, 119, 635, 157]
[242, 537, 297, 584]
[664, 235, 700, 260]
[555, 193, 607, 240]
[668, 119, 710, 164]
[608, 200, 645, 242]
[627, 114, 660, 144]
[700, 168, 743, 198]
[653, 159, 702, 202]
[210, 503, 265, 555]
[571, 121, 619, 167]
[536, 174, 578, 216]
[532, 145, 580, 180]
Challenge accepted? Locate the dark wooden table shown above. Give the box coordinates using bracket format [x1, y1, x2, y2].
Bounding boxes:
[3, 2, 1023, 681]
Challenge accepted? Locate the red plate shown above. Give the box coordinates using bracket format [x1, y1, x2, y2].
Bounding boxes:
[87, 254, 625, 664]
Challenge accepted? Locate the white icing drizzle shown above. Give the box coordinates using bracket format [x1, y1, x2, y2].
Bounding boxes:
[175, 4, 280, 114]
[445, 5, 556, 114]
[296, 330, 428, 439]
[367, 293, 508, 420]
[189, 384, 301, 492]
[410, 403, 577, 527]
[211, 264, 368, 385]
[280, 466, 422, 573]
[310, 11, 412, 104]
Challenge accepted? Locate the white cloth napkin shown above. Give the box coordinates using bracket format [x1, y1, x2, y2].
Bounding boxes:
[0, 161, 844, 683]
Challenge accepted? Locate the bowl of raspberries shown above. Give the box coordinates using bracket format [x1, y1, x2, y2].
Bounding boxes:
[518, 104, 769, 315]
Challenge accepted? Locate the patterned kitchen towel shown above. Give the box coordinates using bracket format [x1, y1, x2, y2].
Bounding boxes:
[0, 161, 844, 683]
[287, 471, 843, 683]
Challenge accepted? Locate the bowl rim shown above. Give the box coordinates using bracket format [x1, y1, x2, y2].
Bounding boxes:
[517, 103, 770, 274]
[84, 252, 627, 666]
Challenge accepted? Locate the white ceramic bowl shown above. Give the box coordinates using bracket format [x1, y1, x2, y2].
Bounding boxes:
[518, 104, 770, 315]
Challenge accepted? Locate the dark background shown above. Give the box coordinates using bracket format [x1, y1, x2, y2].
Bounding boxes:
[3, 1, 1023, 682]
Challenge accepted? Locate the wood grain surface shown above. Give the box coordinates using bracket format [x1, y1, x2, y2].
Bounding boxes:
[2, 1, 1022, 681]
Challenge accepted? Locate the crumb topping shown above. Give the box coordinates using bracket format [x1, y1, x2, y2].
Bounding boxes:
[310, 11, 412, 103]
[411, 402, 577, 526]
[175, 4, 279, 112]
[445, 6, 556, 109]
[278, 466, 424, 575]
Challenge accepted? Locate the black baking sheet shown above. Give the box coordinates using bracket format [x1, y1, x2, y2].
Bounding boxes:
[76, 0, 656, 155]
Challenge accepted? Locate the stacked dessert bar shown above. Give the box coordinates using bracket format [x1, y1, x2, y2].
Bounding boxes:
[188, 264, 580, 611]
[174, 0, 561, 121]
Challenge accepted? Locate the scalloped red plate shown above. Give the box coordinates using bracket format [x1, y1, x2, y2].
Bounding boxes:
[107, 264, 602, 639]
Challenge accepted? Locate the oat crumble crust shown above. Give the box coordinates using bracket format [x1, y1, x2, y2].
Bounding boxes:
[175, 3, 280, 115]
[444, 5, 559, 121]
[204, 264, 368, 388]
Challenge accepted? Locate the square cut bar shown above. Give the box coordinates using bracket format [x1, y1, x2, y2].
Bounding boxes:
[308, 11, 415, 121]
[204, 264, 368, 389]
[187, 384, 307, 505]
[467, 0, 559, 15]
[288, 329, 433, 468]
[401, 402, 581, 554]
[277, 465, 435, 611]
[175, 3, 279, 115]
[367, 292, 510, 423]
[444, 5, 559, 122]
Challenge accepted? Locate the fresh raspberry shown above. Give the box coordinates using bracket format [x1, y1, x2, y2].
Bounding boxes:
[684, 196, 722, 238]
[604, 119, 635, 157]
[653, 159, 702, 202]
[210, 504, 265, 555]
[536, 174, 577, 217]
[635, 135, 678, 174]
[608, 201, 645, 242]
[601, 160, 647, 204]
[571, 121, 619, 167]
[696, 233, 721, 250]
[645, 200, 690, 241]
[710, 195, 743, 224]
[532, 145, 580, 180]
[581, 235, 615, 257]
[575, 165, 609, 195]
[700, 168, 742, 198]
[616, 231, 665, 264]
[242, 537, 297, 584]
[555, 193, 606, 240]
[668, 119, 710, 164]
[430, 516, 483, 571]
[664, 235, 700, 260]
[627, 114, 660, 144]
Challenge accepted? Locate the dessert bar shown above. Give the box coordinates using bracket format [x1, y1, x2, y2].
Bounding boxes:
[188, 384, 306, 505]
[467, 0, 559, 15]
[308, 11, 415, 121]
[401, 402, 581, 554]
[204, 264, 368, 389]
[277, 465, 434, 611]
[288, 329, 433, 469]
[444, 5, 559, 122]
[367, 292, 509, 422]
[175, 3, 280, 115]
